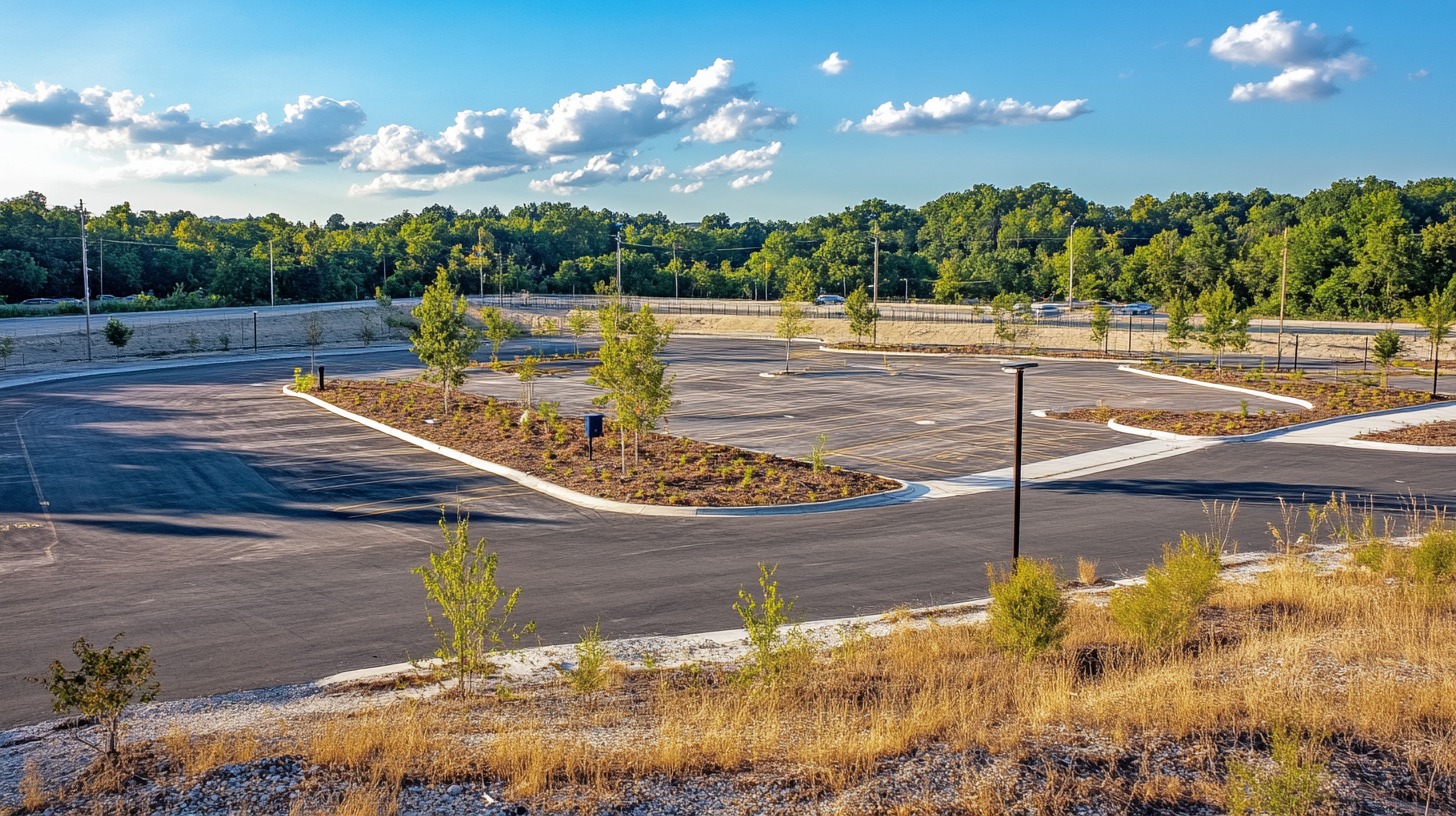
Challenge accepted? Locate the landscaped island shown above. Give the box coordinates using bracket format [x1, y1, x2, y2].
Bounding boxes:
[1047, 365, 1442, 436]
[305, 378, 900, 507]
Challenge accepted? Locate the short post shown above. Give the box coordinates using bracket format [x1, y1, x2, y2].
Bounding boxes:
[1292, 335, 1300, 373]
[316, 366, 325, 390]
[252, 310, 258, 353]
[1126, 315, 1133, 357]
[584, 413, 604, 460]
[1363, 336, 1369, 372]
[999, 361, 1039, 563]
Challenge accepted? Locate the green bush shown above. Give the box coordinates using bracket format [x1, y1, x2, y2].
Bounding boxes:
[733, 563, 804, 682]
[566, 620, 610, 694]
[986, 558, 1067, 660]
[1226, 723, 1327, 816]
[1412, 529, 1456, 584]
[1351, 539, 1391, 573]
[1109, 534, 1222, 653]
[30, 634, 159, 762]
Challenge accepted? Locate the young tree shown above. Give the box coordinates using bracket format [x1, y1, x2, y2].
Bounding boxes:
[303, 314, 324, 372]
[1371, 329, 1405, 388]
[1409, 288, 1455, 396]
[1165, 297, 1193, 362]
[413, 506, 532, 698]
[991, 293, 1031, 348]
[1196, 282, 1247, 367]
[844, 285, 878, 344]
[102, 317, 133, 357]
[411, 267, 481, 411]
[533, 316, 558, 355]
[515, 354, 541, 410]
[775, 298, 810, 373]
[479, 306, 520, 365]
[31, 634, 159, 762]
[566, 308, 593, 356]
[0, 335, 13, 369]
[1089, 303, 1111, 352]
[586, 302, 674, 474]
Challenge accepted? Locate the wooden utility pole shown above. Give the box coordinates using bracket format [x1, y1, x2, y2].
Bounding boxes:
[1277, 227, 1288, 370]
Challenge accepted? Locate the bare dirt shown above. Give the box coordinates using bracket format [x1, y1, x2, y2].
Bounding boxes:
[1355, 419, 1456, 446]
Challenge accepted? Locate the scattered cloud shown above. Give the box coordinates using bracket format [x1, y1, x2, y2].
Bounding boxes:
[527, 151, 665, 195]
[1409, 68, 1430, 82]
[729, 171, 772, 189]
[0, 81, 365, 178]
[842, 92, 1090, 135]
[1209, 11, 1370, 102]
[670, 181, 704, 194]
[1, 59, 795, 196]
[684, 98, 796, 144]
[1185, 37, 1203, 48]
[818, 52, 850, 76]
[682, 141, 781, 179]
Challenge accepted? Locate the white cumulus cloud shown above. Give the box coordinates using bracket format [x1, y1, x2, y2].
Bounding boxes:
[0, 81, 365, 180]
[683, 141, 781, 179]
[843, 92, 1090, 135]
[1210, 11, 1370, 102]
[818, 52, 850, 75]
[685, 98, 796, 144]
[527, 152, 666, 195]
[670, 181, 704, 194]
[729, 171, 772, 189]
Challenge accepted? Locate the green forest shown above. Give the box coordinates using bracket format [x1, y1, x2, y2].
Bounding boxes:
[3, 175, 1455, 319]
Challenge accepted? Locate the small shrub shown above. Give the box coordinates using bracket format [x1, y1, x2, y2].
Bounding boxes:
[1226, 723, 1327, 816]
[986, 559, 1067, 660]
[566, 620, 611, 694]
[1412, 529, 1456, 584]
[1352, 539, 1391, 574]
[28, 634, 160, 761]
[217, 333, 230, 351]
[733, 563, 801, 682]
[1108, 533, 1222, 653]
[1076, 557, 1099, 586]
[185, 332, 201, 352]
[292, 367, 315, 392]
[810, 433, 829, 473]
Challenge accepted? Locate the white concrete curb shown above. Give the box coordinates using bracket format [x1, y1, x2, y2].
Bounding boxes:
[1117, 364, 1314, 409]
[817, 345, 1123, 364]
[284, 386, 913, 517]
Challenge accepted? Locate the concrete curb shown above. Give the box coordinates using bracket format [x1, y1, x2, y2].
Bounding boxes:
[1116, 364, 1314, 409]
[284, 386, 914, 517]
[1098, 366, 1456, 451]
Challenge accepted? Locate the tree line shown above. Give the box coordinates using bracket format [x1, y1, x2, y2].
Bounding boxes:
[3, 175, 1454, 319]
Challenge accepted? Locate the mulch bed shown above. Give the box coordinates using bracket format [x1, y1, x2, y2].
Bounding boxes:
[305, 379, 900, 507]
[1354, 419, 1456, 446]
[1046, 364, 1442, 436]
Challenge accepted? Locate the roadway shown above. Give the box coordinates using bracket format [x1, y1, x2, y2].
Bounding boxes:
[1, 338, 1451, 728]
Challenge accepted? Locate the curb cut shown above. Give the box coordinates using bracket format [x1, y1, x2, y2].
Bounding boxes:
[284, 386, 914, 517]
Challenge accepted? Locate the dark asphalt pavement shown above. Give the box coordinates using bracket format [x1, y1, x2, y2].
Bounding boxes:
[1, 341, 1450, 728]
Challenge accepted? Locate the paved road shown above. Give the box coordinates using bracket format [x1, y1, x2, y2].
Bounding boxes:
[1, 340, 1450, 728]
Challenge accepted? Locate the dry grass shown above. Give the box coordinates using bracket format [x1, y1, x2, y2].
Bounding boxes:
[23, 513, 1456, 814]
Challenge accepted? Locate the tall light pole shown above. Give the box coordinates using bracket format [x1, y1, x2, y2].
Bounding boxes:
[871, 228, 881, 344]
[1000, 360, 1039, 562]
[613, 222, 624, 294]
[901, 277, 909, 303]
[1066, 217, 1079, 310]
[78, 200, 93, 362]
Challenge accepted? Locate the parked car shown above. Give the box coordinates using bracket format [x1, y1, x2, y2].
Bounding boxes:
[1030, 302, 1062, 317]
[1113, 302, 1154, 315]
[54, 297, 83, 306]
[20, 298, 56, 305]
[814, 294, 846, 306]
[97, 294, 122, 301]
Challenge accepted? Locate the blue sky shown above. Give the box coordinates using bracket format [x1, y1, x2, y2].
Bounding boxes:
[1, 1, 1450, 223]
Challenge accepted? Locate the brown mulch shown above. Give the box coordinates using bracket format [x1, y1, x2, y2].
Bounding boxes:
[1354, 419, 1456, 446]
[305, 379, 899, 507]
[1046, 364, 1442, 437]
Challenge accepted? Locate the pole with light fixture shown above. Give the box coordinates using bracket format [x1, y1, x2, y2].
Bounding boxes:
[1000, 360, 1039, 562]
[1066, 217, 1078, 311]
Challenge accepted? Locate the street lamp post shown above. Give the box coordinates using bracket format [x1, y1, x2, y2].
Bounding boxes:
[1067, 217, 1078, 311]
[1000, 360, 1039, 562]
[901, 277, 908, 302]
[613, 222, 624, 295]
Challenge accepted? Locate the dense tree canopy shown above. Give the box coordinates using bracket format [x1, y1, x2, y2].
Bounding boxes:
[4, 176, 1455, 320]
